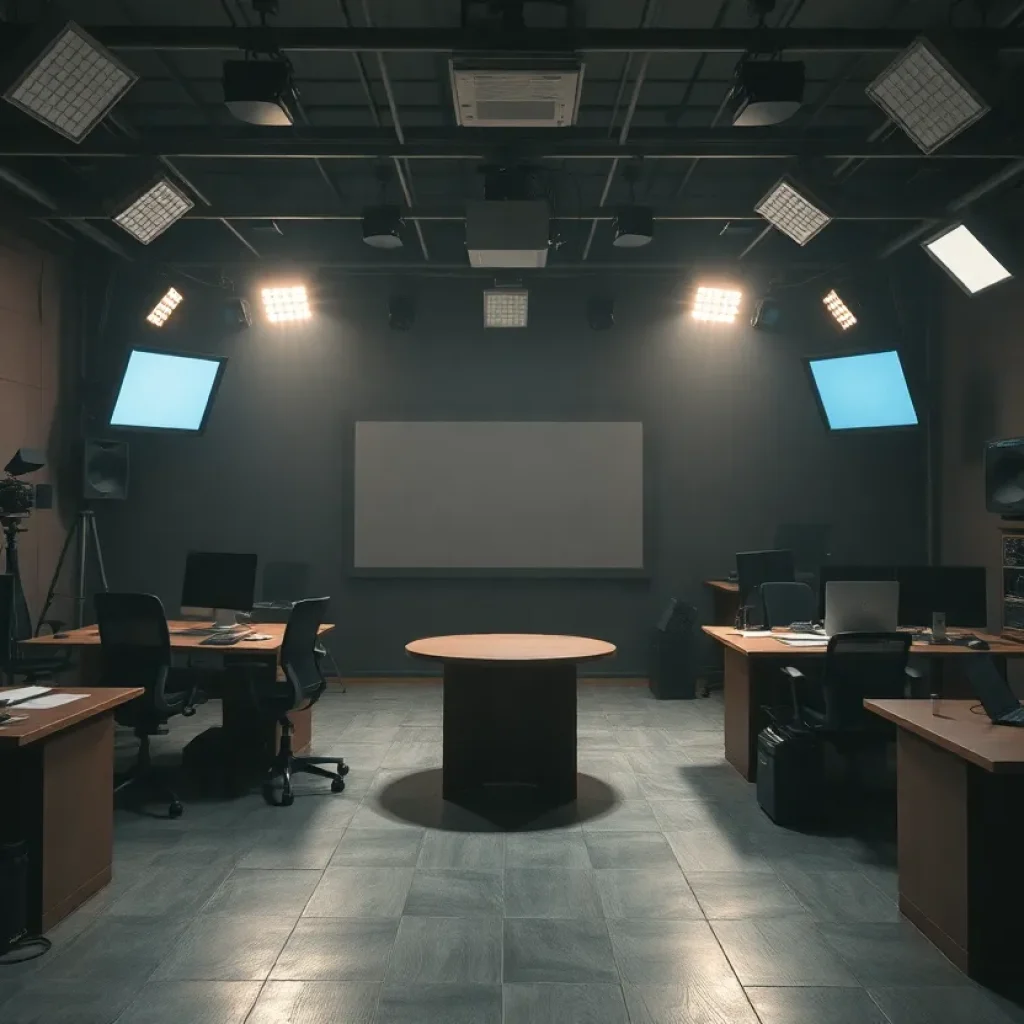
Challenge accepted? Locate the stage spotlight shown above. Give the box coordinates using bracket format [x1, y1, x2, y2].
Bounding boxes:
[146, 287, 183, 327]
[223, 58, 298, 126]
[5, 449, 45, 477]
[3, 21, 138, 143]
[363, 205, 404, 249]
[113, 177, 194, 245]
[692, 286, 742, 324]
[612, 207, 653, 248]
[822, 289, 857, 330]
[388, 295, 415, 331]
[866, 36, 989, 154]
[261, 285, 312, 324]
[587, 296, 615, 330]
[922, 222, 1011, 295]
[483, 287, 528, 328]
[754, 177, 831, 246]
[223, 296, 252, 330]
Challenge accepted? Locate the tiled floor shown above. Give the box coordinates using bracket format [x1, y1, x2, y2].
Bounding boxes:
[2, 681, 1022, 1024]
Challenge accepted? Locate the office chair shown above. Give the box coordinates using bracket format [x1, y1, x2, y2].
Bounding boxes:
[246, 596, 348, 807]
[761, 581, 817, 628]
[0, 573, 71, 685]
[95, 592, 201, 819]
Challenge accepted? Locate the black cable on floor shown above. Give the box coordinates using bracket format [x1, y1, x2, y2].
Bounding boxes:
[0, 936, 52, 965]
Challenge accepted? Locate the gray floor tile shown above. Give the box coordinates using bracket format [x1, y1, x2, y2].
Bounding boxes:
[778, 868, 902, 923]
[304, 867, 414, 918]
[152, 914, 294, 981]
[386, 917, 502, 985]
[595, 868, 703, 920]
[381, 741, 442, 769]
[236, 829, 345, 870]
[347, 804, 424, 831]
[376, 984, 502, 1024]
[113, 981, 262, 1024]
[403, 869, 503, 917]
[246, 981, 379, 1024]
[869, 986, 1023, 1024]
[271, 918, 399, 980]
[107, 854, 236, 919]
[582, 800, 661, 832]
[43, 917, 188, 981]
[711, 920, 859, 987]
[686, 871, 810, 920]
[504, 983, 629, 1024]
[608, 919, 739, 987]
[622, 981, 761, 1024]
[330, 828, 424, 866]
[505, 833, 589, 868]
[665, 830, 773, 873]
[503, 919, 617, 983]
[504, 868, 603, 919]
[0, 980, 142, 1024]
[585, 832, 678, 869]
[648, 799, 734, 831]
[201, 868, 321, 917]
[746, 986, 889, 1024]
[417, 832, 505, 870]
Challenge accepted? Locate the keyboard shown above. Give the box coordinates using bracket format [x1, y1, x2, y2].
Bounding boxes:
[998, 706, 1024, 725]
[174, 626, 246, 637]
[199, 631, 252, 647]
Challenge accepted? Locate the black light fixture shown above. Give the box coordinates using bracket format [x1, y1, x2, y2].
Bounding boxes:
[223, 296, 253, 330]
[750, 295, 784, 331]
[587, 296, 615, 331]
[388, 295, 416, 331]
[363, 205, 405, 250]
[729, 58, 805, 127]
[223, 58, 298, 126]
[5, 449, 45, 477]
[613, 162, 653, 249]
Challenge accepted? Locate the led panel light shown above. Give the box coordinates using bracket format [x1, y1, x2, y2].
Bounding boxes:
[807, 350, 918, 431]
[483, 288, 528, 328]
[261, 285, 312, 324]
[866, 37, 989, 155]
[692, 286, 742, 324]
[3, 21, 138, 143]
[923, 223, 1011, 295]
[145, 287, 183, 327]
[114, 178, 193, 245]
[754, 179, 831, 246]
[823, 289, 857, 330]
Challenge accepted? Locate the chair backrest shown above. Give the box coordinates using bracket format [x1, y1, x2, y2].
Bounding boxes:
[819, 631, 911, 730]
[94, 592, 176, 717]
[761, 581, 817, 628]
[280, 597, 330, 709]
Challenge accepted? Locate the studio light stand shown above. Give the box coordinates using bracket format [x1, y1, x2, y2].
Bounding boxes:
[37, 508, 109, 633]
[1, 513, 32, 641]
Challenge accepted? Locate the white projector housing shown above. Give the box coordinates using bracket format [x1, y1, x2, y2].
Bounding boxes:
[450, 56, 583, 127]
[466, 200, 550, 269]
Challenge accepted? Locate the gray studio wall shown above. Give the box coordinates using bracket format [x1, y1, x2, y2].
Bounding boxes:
[92, 275, 927, 675]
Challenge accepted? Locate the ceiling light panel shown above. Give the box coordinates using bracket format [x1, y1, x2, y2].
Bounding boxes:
[262, 285, 312, 323]
[483, 288, 529, 328]
[823, 289, 857, 330]
[114, 178, 194, 244]
[754, 180, 831, 246]
[923, 223, 1011, 295]
[866, 37, 989, 154]
[3, 22, 138, 142]
[693, 287, 742, 324]
[146, 287, 183, 327]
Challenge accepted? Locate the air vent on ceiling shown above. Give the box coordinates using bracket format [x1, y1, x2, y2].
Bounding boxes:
[450, 57, 584, 128]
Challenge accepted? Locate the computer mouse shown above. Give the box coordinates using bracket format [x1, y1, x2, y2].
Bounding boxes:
[53, 632, 69, 639]
[967, 638, 990, 651]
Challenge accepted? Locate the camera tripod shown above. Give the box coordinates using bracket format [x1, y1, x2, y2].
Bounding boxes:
[36, 508, 109, 633]
[1, 514, 32, 641]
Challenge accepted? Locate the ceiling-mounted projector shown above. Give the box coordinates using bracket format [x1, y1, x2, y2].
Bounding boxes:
[450, 56, 584, 127]
[729, 59, 805, 127]
[223, 59, 298, 126]
[466, 200, 550, 268]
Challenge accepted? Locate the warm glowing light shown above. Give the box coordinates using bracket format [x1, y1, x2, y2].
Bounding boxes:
[692, 286, 742, 324]
[261, 284, 312, 323]
[823, 289, 857, 330]
[145, 287, 183, 327]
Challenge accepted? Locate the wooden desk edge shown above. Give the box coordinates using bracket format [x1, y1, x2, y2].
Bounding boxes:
[704, 579, 739, 593]
[20, 623, 335, 651]
[405, 646, 617, 665]
[0, 687, 143, 746]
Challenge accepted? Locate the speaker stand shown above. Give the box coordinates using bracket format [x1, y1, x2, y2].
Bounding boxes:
[36, 509, 109, 633]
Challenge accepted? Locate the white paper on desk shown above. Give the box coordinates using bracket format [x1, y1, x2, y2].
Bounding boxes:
[17, 693, 89, 709]
[777, 638, 829, 647]
[733, 630, 773, 638]
[0, 685, 50, 703]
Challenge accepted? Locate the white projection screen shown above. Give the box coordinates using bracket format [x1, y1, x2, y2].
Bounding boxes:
[353, 421, 644, 572]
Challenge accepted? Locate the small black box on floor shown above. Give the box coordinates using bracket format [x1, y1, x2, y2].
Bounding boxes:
[756, 725, 823, 826]
[649, 599, 698, 699]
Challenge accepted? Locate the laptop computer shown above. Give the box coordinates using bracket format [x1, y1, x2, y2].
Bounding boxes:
[824, 580, 899, 636]
[966, 658, 1024, 726]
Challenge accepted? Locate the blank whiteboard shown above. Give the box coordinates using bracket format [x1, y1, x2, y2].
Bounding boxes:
[354, 421, 644, 571]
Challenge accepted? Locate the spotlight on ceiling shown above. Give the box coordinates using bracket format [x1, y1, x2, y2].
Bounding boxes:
[922, 222, 1012, 296]
[750, 295, 784, 332]
[822, 289, 857, 330]
[587, 296, 615, 331]
[729, 58, 805, 127]
[613, 207, 653, 248]
[222, 296, 252, 331]
[222, 59, 298, 126]
[146, 287, 183, 328]
[2, 20, 138, 142]
[261, 284, 312, 324]
[113, 177, 194, 245]
[5, 448, 45, 477]
[483, 287, 528, 328]
[754, 177, 831, 247]
[692, 286, 742, 324]
[388, 295, 416, 331]
[866, 36, 989, 154]
[363, 205, 405, 249]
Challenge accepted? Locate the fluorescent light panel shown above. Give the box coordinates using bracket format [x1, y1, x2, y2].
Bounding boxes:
[823, 289, 857, 330]
[114, 178, 193, 244]
[692, 286, 742, 324]
[808, 350, 918, 431]
[755, 180, 831, 246]
[866, 37, 988, 154]
[484, 288, 529, 328]
[3, 21, 138, 142]
[261, 285, 312, 323]
[924, 224, 1011, 294]
[146, 287, 183, 327]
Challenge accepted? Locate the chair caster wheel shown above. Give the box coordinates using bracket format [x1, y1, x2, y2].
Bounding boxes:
[281, 790, 294, 807]
[331, 778, 345, 793]
[338, 762, 349, 778]
[169, 801, 183, 819]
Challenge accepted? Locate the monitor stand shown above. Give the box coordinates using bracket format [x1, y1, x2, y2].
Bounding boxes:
[212, 608, 239, 630]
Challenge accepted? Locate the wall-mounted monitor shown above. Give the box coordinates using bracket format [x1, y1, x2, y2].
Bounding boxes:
[805, 350, 918, 431]
[109, 348, 227, 434]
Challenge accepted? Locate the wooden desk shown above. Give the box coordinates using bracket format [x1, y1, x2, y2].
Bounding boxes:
[0, 687, 141, 932]
[865, 699, 1024, 982]
[703, 626, 1024, 781]
[704, 579, 740, 626]
[406, 634, 615, 812]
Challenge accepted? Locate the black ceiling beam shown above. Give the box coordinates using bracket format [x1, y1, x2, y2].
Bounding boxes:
[2, 25, 1023, 53]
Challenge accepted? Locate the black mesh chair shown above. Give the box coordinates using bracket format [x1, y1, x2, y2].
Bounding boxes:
[761, 581, 818, 629]
[96, 592, 201, 818]
[0, 573, 70, 685]
[247, 597, 348, 806]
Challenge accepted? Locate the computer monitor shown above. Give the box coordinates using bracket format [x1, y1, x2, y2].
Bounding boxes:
[896, 566, 987, 629]
[824, 580, 899, 635]
[181, 551, 258, 628]
[735, 549, 795, 621]
[818, 565, 896, 618]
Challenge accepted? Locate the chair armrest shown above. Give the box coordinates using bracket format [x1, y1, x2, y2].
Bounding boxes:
[904, 666, 922, 680]
[781, 665, 805, 680]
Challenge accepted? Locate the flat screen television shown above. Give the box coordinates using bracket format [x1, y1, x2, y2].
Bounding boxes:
[805, 350, 918, 431]
[985, 437, 1024, 515]
[109, 348, 227, 434]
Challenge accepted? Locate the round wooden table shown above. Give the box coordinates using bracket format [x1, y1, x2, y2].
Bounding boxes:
[406, 634, 616, 812]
